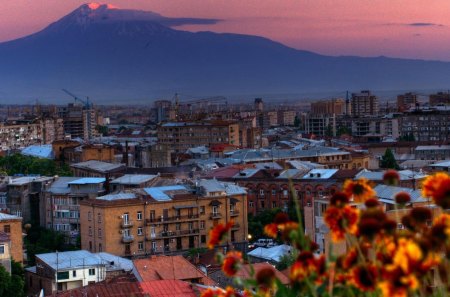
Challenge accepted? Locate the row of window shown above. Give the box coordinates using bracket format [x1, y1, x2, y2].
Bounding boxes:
[57, 268, 95, 280]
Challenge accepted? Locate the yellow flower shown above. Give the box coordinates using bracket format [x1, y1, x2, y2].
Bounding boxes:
[392, 238, 422, 273]
[343, 178, 376, 203]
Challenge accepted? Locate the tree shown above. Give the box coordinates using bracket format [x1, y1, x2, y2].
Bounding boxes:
[0, 263, 25, 297]
[380, 148, 400, 170]
[294, 116, 301, 128]
[0, 154, 72, 177]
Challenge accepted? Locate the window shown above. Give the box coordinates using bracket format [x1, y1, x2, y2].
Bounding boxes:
[200, 221, 205, 229]
[98, 228, 102, 238]
[72, 271, 77, 277]
[188, 222, 193, 230]
[212, 205, 218, 215]
[88, 226, 92, 236]
[88, 211, 92, 221]
[137, 227, 143, 236]
[88, 269, 95, 276]
[97, 213, 101, 223]
[272, 201, 277, 208]
[249, 201, 254, 208]
[138, 241, 144, 251]
[152, 241, 157, 251]
[271, 189, 276, 195]
[150, 210, 155, 221]
[200, 206, 205, 214]
[123, 213, 130, 225]
[89, 241, 92, 251]
[283, 190, 288, 197]
[175, 223, 181, 231]
[137, 211, 142, 221]
[3, 225, 10, 233]
[201, 235, 206, 243]
[259, 189, 265, 196]
[57, 271, 69, 280]
[98, 243, 102, 252]
[0, 245, 4, 254]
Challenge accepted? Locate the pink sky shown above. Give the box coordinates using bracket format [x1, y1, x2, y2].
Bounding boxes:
[2, 0, 450, 60]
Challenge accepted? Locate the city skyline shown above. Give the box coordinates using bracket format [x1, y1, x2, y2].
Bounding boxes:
[2, 0, 450, 61]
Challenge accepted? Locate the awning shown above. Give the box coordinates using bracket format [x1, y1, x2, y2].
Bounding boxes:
[209, 200, 222, 206]
[173, 205, 197, 209]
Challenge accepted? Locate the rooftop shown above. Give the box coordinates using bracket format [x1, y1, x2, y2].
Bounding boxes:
[302, 169, 339, 179]
[68, 177, 106, 185]
[0, 212, 21, 221]
[47, 177, 80, 194]
[71, 160, 125, 173]
[21, 144, 54, 159]
[97, 192, 136, 201]
[374, 184, 426, 204]
[111, 174, 158, 185]
[143, 185, 190, 201]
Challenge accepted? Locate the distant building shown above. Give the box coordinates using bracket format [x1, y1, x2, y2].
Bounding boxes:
[277, 110, 296, 126]
[311, 98, 346, 116]
[254, 98, 264, 112]
[397, 92, 418, 112]
[0, 231, 11, 273]
[79, 179, 248, 257]
[306, 114, 336, 137]
[157, 121, 240, 153]
[415, 145, 450, 161]
[70, 160, 126, 179]
[351, 90, 378, 116]
[429, 92, 450, 106]
[58, 103, 101, 140]
[399, 109, 450, 142]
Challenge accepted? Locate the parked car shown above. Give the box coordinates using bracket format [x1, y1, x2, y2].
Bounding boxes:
[254, 238, 275, 247]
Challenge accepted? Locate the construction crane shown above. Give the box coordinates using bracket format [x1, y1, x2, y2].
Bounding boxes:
[62, 89, 93, 109]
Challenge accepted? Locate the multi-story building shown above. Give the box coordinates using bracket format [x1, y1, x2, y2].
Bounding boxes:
[26, 250, 133, 296]
[305, 114, 336, 137]
[0, 123, 43, 150]
[415, 145, 450, 161]
[399, 109, 450, 142]
[351, 90, 379, 117]
[58, 103, 101, 140]
[0, 213, 23, 263]
[397, 92, 418, 112]
[79, 179, 248, 257]
[277, 110, 296, 126]
[351, 116, 400, 140]
[254, 98, 264, 112]
[0, 231, 12, 273]
[43, 177, 106, 243]
[135, 143, 172, 168]
[110, 174, 158, 192]
[311, 98, 346, 116]
[157, 121, 240, 153]
[429, 92, 450, 106]
[6, 176, 54, 223]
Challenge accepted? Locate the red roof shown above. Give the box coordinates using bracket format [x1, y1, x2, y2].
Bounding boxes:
[134, 255, 216, 286]
[140, 280, 198, 297]
[47, 282, 143, 297]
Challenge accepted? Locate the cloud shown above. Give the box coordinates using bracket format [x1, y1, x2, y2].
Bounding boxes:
[408, 22, 444, 27]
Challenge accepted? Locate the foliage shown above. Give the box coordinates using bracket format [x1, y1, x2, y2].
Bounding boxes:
[380, 148, 400, 170]
[0, 154, 72, 176]
[95, 125, 108, 136]
[204, 171, 450, 297]
[25, 225, 79, 266]
[186, 247, 208, 259]
[336, 125, 351, 136]
[0, 262, 24, 297]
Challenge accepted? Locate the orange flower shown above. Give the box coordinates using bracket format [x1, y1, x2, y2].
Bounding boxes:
[255, 267, 276, 291]
[200, 288, 218, 297]
[422, 172, 450, 209]
[383, 170, 400, 186]
[222, 251, 243, 277]
[290, 251, 322, 282]
[208, 221, 234, 249]
[349, 264, 378, 292]
[264, 223, 278, 238]
[343, 178, 375, 203]
[394, 191, 411, 205]
[324, 205, 359, 242]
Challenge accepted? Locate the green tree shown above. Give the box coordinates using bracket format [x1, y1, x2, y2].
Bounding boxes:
[0, 154, 72, 176]
[293, 116, 301, 128]
[380, 148, 400, 170]
[0, 263, 25, 297]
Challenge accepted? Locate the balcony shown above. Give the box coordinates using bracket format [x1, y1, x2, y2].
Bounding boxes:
[231, 223, 240, 230]
[230, 210, 239, 217]
[145, 214, 200, 225]
[121, 235, 134, 243]
[148, 229, 200, 239]
[120, 220, 133, 228]
[210, 212, 222, 219]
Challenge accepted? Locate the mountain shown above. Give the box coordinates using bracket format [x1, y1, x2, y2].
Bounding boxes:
[1, 3, 450, 103]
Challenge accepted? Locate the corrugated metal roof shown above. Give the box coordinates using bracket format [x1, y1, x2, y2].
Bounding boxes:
[47, 177, 80, 194]
[71, 160, 124, 172]
[111, 174, 157, 185]
[21, 145, 54, 159]
[143, 185, 189, 201]
[374, 184, 426, 204]
[97, 193, 136, 201]
[68, 178, 106, 185]
[302, 169, 339, 179]
[0, 213, 21, 221]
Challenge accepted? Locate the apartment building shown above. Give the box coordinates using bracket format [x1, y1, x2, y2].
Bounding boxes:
[110, 174, 158, 192]
[429, 92, 450, 106]
[311, 98, 347, 116]
[415, 145, 450, 161]
[351, 90, 379, 116]
[79, 179, 248, 257]
[6, 176, 54, 223]
[0, 231, 12, 273]
[58, 103, 101, 140]
[157, 121, 240, 152]
[305, 114, 336, 137]
[0, 123, 43, 150]
[397, 92, 418, 112]
[43, 177, 106, 243]
[399, 109, 450, 142]
[70, 160, 126, 178]
[277, 110, 296, 126]
[0, 213, 23, 263]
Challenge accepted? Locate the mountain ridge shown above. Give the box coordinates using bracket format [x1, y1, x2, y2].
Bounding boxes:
[0, 3, 450, 103]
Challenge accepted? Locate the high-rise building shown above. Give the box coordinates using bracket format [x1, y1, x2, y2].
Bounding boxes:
[311, 98, 346, 116]
[254, 98, 264, 112]
[429, 92, 450, 106]
[351, 90, 378, 116]
[397, 92, 418, 112]
[58, 103, 100, 140]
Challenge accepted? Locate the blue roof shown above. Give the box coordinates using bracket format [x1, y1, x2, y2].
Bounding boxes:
[143, 185, 189, 201]
[68, 178, 106, 185]
[21, 145, 54, 159]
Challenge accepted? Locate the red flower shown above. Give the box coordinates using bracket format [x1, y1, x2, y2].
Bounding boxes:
[395, 191, 411, 205]
[383, 170, 400, 186]
[264, 223, 278, 238]
[222, 251, 243, 277]
[208, 221, 234, 249]
[350, 264, 378, 291]
[422, 173, 450, 209]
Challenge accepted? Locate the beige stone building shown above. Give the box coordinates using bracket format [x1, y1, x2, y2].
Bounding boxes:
[79, 179, 248, 257]
[0, 213, 23, 263]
